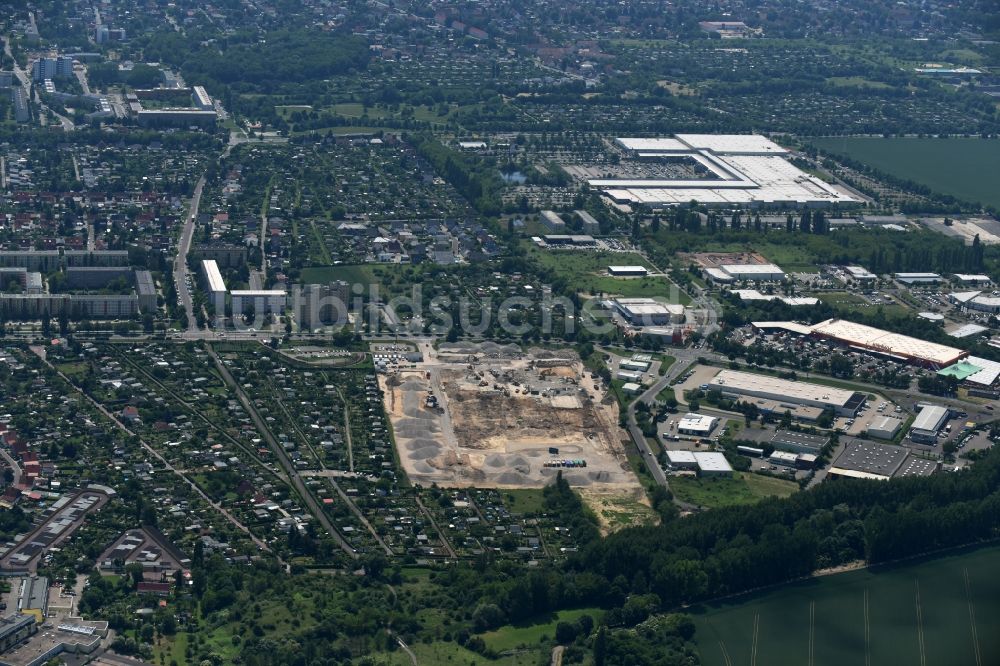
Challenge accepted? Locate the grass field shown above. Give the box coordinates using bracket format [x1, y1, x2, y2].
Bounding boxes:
[818, 291, 912, 317]
[527, 245, 692, 303]
[669, 472, 798, 508]
[693, 544, 1000, 666]
[502, 488, 548, 514]
[479, 607, 604, 653]
[300, 264, 381, 285]
[811, 137, 1000, 209]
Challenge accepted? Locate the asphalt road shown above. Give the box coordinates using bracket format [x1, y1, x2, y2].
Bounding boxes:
[174, 174, 206, 332]
[622, 347, 704, 502]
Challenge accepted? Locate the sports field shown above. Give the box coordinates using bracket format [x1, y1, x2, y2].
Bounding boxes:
[811, 137, 1000, 209]
[693, 544, 1000, 666]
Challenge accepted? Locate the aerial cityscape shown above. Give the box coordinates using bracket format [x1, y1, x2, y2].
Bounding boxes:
[0, 0, 999, 664]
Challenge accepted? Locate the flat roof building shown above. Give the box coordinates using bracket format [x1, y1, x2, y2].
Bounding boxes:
[613, 298, 685, 326]
[937, 355, 1000, 387]
[574, 209, 600, 233]
[953, 274, 991, 285]
[619, 359, 651, 372]
[137, 108, 217, 128]
[769, 430, 828, 454]
[948, 324, 989, 339]
[201, 259, 226, 298]
[608, 265, 649, 277]
[601, 135, 858, 208]
[844, 265, 877, 282]
[895, 272, 942, 285]
[707, 369, 865, 416]
[909, 405, 949, 443]
[621, 382, 643, 395]
[828, 441, 910, 481]
[665, 450, 697, 469]
[135, 270, 157, 313]
[676, 413, 719, 436]
[0, 614, 36, 653]
[867, 416, 903, 440]
[693, 451, 733, 476]
[192, 85, 213, 110]
[769, 450, 799, 467]
[720, 263, 785, 281]
[732, 289, 818, 306]
[542, 234, 596, 247]
[616, 369, 643, 382]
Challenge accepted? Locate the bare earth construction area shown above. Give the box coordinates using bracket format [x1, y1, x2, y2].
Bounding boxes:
[381, 342, 640, 493]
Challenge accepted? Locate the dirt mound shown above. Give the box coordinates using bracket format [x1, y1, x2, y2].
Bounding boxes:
[408, 446, 441, 460]
[493, 471, 530, 484]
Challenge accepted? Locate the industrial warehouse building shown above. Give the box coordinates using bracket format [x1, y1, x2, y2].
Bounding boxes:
[768, 450, 816, 469]
[937, 355, 1000, 389]
[731, 289, 819, 306]
[753, 319, 968, 369]
[867, 415, 904, 440]
[612, 298, 685, 326]
[829, 441, 936, 481]
[537, 235, 597, 248]
[844, 265, 877, 284]
[665, 450, 732, 476]
[909, 405, 950, 443]
[608, 265, 649, 277]
[707, 369, 865, 417]
[768, 430, 828, 454]
[894, 272, 942, 285]
[594, 135, 859, 208]
[950, 290, 1000, 314]
[704, 262, 786, 282]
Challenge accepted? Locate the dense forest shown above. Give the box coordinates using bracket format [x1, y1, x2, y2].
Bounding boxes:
[138, 28, 369, 103]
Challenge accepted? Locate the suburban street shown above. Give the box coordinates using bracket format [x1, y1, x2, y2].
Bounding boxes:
[173, 174, 207, 332]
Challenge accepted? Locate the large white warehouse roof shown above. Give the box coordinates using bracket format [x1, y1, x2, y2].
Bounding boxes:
[810, 319, 965, 367]
[601, 135, 859, 207]
[709, 369, 858, 409]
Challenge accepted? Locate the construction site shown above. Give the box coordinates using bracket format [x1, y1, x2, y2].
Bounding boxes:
[380, 341, 640, 492]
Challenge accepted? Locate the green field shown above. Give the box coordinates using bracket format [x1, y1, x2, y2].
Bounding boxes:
[818, 291, 912, 317]
[811, 137, 1000, 209]
[300, 264, 380, 285]
[693, 544, 1000, 666]
[669, 472, 798, 508]
[479, 607, 604, 653]
[527, 244, 692, 303]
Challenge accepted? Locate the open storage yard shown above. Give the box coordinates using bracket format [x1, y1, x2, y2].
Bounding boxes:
[381, 342, 639, 491]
